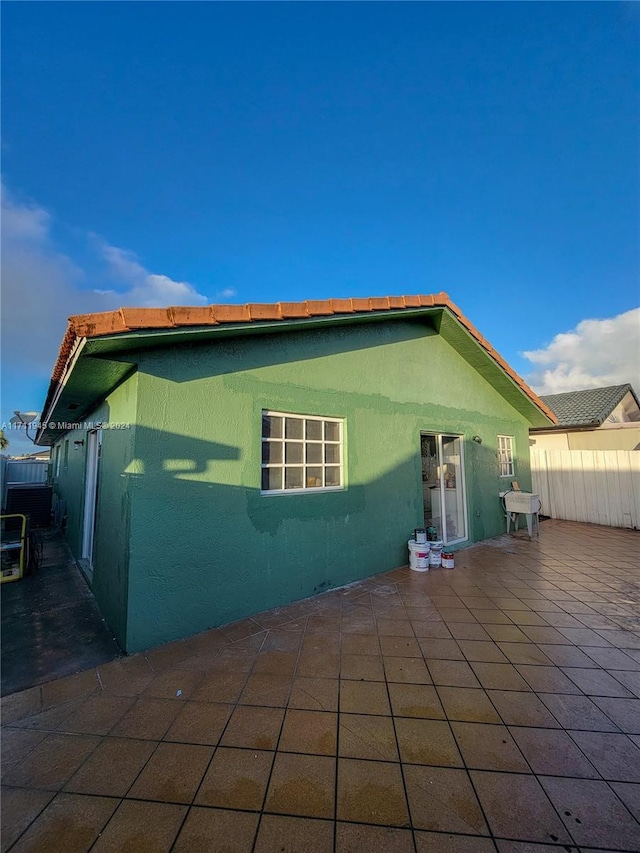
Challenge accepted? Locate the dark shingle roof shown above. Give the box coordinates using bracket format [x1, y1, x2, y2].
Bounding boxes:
[540, 384, 636, 427]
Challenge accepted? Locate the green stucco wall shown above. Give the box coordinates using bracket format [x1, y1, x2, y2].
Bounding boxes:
[117, 320, 532, 652]
[52, 373, 138, 649]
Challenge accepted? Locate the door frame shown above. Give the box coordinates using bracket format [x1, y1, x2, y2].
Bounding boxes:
[81, 429, 102, 572]
[420, 431, 469, 546]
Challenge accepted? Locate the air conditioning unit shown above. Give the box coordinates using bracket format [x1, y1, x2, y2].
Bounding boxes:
[504, 491, 539, 515]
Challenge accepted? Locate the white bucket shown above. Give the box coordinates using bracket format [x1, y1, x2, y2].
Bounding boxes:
[429, 540, 444, 567]
[408, 539, 430, 572]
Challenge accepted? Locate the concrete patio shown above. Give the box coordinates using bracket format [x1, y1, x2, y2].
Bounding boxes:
[1, 531, 122, 698]
[2, 519, 639, 852]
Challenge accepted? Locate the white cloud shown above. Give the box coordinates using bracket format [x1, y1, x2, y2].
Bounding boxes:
[1, 182, 241, 453]
[1, 183, 209, 383]
[1, 183, 90, 376]
[97, 241, 207, 307]
[217, 287, 237, 300]
[522, 308, 640, 395]
[1, 191, 50, 244]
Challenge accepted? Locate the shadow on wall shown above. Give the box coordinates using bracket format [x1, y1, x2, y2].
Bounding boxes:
[122, 320, 440, 384]
[73, 417, 529, 652]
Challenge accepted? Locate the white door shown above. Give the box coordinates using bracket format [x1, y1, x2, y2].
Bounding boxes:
[420, 432, 468, 544]
[81, 429, 102, 568]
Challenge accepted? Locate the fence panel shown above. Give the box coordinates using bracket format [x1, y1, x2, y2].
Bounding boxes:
[531, 449, 639, 528]
[1, 460, 49, 509]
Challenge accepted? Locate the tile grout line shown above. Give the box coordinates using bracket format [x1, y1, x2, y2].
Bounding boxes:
[119, 630, 267, 853]
[248, 612, 310, 853]
[425, 582, 601, 848]
[385, 579, 425, 853]
[167, 622, 273, 853]
[3, 521, 640, 851]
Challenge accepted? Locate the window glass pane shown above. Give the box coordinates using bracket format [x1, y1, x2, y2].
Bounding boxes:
[306, 467, 323, 488]
[261, 412, 343, 495]
[498, 436, 513, 476]
[325, 444, 340, 464]
[325, 466, 341, 487]
[262, 441, 282, 464]
[285, 417, 303, 439]
[306, 443, 323, 464]
[324, 421, 340, 441]
[285, 467, 304, 489]
[262, 467, 282, 491]
[305, 419, 322, 441]
[285, 442, 304, 464]
[262, 414, 282, 439]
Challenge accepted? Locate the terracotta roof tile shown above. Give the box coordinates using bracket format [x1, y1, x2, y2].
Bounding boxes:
[246, 303, 282, 321]
[279, 302, 311, 319]
[349, 298, 371, 312]
[211, 304, 251, 323]
[329, 298, 354, 313]
[40, 293, 557, 432]
[169, 306, 218, 326]
[402, 295, 422, 307]
[388, 296, 406, 309]
[71, 310, 127, 337]
[370, 297, 391, 310]
[120, 307, 174, 329]
[418, 294, 435, 307]
[442, 295, 463, 316]
[304, 300, 335, 316]
[50, 326, 79, 384]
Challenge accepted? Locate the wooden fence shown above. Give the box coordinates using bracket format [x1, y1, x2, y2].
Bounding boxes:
[530, 449, 640, 529]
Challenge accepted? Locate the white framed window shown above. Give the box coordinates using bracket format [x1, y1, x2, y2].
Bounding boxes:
[498, 435, 514, 477]
[261, 411, 343, 494]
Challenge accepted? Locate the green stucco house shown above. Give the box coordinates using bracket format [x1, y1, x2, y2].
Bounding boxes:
[37, 293, 556, 653]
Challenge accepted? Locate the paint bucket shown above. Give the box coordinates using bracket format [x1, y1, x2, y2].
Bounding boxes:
[429, 541, 444, 567]
[408, 539, 430, 572]
[414, 528, 427, 544]
[426, 526, 438, 542]
[442, 551, 455, 569]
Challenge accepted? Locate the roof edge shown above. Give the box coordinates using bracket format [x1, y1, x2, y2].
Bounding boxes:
[37, 292, 557, 439]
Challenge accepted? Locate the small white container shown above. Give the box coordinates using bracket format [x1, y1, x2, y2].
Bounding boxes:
[429, 540, 443, 567]
[414, 528, 427, 544]
[408, 539, 430, 572]
[442, 551, 455, 569]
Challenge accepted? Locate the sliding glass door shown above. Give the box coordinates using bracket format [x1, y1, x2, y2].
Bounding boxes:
[420, 432, 468, 544]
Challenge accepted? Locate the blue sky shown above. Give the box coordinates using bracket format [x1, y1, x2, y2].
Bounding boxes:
[2, 1, 638, 454]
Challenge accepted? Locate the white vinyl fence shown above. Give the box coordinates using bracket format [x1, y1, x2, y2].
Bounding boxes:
[531, 449, 640, 529]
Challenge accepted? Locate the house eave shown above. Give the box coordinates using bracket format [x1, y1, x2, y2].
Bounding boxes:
[37, 299, 556, 442]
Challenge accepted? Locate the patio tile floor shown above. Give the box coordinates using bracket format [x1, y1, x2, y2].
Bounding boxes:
[2, 519, 640, 851]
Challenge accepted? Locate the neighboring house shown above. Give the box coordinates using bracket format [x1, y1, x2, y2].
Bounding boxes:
[530, 384, 640, 451]
[36, 293, 555, 653]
